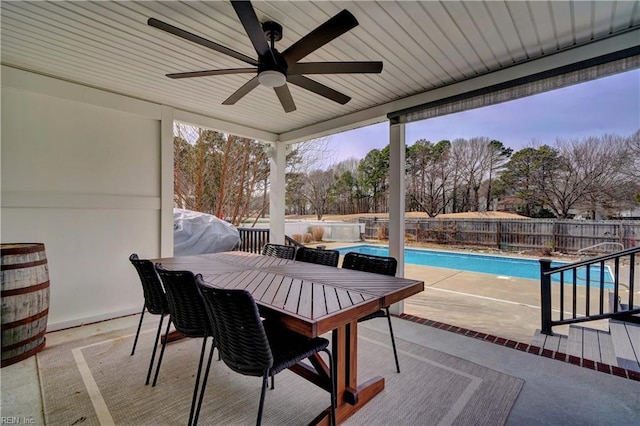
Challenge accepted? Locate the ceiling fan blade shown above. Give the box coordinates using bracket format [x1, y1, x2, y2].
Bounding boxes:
[274, 84, 296, 113]
[230, 0, 273, 60]
[222, 76, 260, 105]
[283, 10, 358, 65]
[148, 17, 258, 66]
[167, 68, 256, 79]
[287, 75, 350, 105]
[288, 61, 383, 75]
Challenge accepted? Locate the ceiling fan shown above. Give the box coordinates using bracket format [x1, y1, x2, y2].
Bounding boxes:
[148, 0, 383, 113]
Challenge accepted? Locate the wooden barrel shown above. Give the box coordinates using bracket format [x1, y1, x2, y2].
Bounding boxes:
[1, 243, 50, 367]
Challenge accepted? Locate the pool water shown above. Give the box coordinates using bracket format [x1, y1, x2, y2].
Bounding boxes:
[336, 245, 614, 287]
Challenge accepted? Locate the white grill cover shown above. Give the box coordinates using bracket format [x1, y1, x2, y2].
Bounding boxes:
[173, 209, 240, 256]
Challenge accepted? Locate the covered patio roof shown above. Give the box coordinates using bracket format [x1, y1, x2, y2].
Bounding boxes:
[2, 1, 639, 143]
[1, 1, 639, 331]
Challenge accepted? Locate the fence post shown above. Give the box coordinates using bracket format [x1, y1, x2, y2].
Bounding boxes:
[619, 222, 624, 246]
[540, 259, 553, 335]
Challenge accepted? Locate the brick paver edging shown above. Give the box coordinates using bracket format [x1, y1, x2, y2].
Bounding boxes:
[398, 313, 640, 382]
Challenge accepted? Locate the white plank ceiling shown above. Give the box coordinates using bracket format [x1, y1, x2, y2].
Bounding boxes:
[2, 1, 639, 141]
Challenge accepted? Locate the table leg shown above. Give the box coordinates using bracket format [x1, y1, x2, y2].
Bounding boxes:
[309, 321, 385, 425]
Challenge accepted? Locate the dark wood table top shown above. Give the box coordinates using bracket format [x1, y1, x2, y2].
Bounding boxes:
[154, 251, 424, 337]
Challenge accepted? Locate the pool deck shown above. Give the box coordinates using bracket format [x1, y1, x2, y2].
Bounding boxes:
[401, 262, 561, 343]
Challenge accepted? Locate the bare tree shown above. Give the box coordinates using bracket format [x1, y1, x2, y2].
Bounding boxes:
[302, 169, 334, 219]
[406, 139, 449, 217]
[173, 124, 273, 225]
[626, 130, 640, 180]
[173, 124, 223, 213]
[449, 139, 477, 212]
[544, 135, 630, 218]
[331, 158, 362, 214]
[288, 137, 333, 173]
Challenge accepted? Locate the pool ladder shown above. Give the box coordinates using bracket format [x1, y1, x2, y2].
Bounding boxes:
[577, 242, 624, 259]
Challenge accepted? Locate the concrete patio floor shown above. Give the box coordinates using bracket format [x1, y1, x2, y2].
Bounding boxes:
[3, 246, 638, 424]
[1, 314, 639, 425]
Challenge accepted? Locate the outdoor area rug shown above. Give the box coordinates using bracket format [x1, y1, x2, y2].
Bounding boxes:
[37, 322, 523, 425]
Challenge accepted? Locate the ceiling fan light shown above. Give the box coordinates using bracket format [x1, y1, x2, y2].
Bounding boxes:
[258, 70, 286, 87]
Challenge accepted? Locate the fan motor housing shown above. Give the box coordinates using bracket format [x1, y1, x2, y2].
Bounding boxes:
[258, 49, 288, 75]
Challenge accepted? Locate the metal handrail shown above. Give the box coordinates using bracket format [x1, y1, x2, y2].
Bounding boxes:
[285, 235, 305, 249]
[577, 242, 625, 258]
[236, 228, 302, 254]
[540, 245, 639, 335]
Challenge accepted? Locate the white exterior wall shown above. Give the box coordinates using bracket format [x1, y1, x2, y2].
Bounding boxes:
[1, 67, 172, 330]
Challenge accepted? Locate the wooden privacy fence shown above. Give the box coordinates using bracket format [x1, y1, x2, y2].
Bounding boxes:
[355, 218, 640, 254]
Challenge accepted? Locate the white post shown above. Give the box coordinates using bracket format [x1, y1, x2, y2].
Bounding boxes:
[388, 120, 406, 314]
[268, 142, 286, 244]
[160, 105, 174, 257]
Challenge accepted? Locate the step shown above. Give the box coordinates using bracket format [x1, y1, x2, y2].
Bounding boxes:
[532, 326, 618, 367]
[533, 321, 640, 372]
[531, 330, 567, 353]
[565, 325, 617, 365]
[609, 320, 640, 371]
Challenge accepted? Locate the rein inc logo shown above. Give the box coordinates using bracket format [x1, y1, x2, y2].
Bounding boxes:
[0, 418, 35, 425]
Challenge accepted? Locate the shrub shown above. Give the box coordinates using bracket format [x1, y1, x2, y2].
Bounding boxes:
[303, 233, 313, 243]
[292, 234, 303, 243]
[311, 226, 325, 241]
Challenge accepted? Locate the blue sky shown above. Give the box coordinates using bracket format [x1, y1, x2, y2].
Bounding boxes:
[324, 68, 640, 163]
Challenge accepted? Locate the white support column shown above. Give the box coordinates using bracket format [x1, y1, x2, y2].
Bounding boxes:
[268, 142, 287, 244]
[388, 120, 406, 314]
[160, 105, 174, 256]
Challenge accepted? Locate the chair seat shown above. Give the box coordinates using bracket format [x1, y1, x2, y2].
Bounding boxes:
[357, 309, 386, 322]
[264, 321, 329, 375]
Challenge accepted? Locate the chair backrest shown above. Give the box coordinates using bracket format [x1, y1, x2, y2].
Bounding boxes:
[295, 247, 339, 267]
[342, 252, 397, 276]
[261, 243, 296, 260]
[196, 278, 273, 377]
[129, 253, 168, 315]
[155, 266, 210, 337]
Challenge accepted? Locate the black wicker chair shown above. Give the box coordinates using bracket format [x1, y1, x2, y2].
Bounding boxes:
[261, 243, 296, 260]
[342, 252, 401, 373]
[295, 247, 339, 267]
[154, 266, 215, 426]
[128, 253, 170, 385]
[195, 280, 336, 426]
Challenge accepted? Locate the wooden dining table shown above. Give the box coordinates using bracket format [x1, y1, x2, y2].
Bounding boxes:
[153, 250, 424, 425]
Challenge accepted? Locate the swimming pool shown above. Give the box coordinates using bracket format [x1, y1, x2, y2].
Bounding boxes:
[336, 244, 614, 287]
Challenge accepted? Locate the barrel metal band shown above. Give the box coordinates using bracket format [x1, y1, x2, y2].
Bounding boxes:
[1, 340, 46, 368]
[0, 245, 45, 255]
[1, 280, 50, 297]
[1, 308, 49, 331]
[1, 258, 48, 270]
[1, 328, 47, 351]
